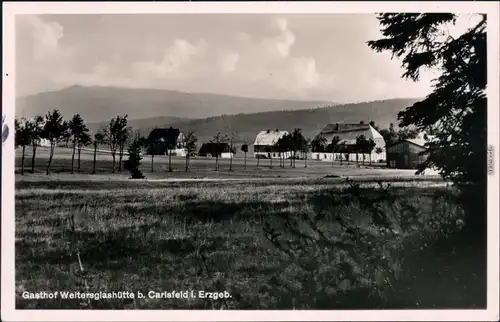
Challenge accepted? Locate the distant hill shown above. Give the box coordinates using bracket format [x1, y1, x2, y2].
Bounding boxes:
[15, 85, 332, 123]
[88, 98, 420, 156]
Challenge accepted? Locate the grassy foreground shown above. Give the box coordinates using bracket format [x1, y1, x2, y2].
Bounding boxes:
[15, 177, 486, 310]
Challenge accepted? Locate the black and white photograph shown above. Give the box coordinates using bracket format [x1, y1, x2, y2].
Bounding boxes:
[1, 1, 499, 321]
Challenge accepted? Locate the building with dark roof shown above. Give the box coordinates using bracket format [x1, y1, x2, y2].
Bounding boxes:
[386, 133, 435, 169]
[147, 128, 186, 156]
[198, 142, 234, 158]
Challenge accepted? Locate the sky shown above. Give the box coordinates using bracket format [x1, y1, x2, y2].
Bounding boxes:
[15, 14, 444, 103]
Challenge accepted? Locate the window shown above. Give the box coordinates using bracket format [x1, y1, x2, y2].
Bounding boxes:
[390, 160, 396, 168]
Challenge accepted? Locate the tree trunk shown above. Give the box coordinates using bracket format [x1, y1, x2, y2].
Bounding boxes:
[46, 143, 55, 175]
[31, 145, 37, 173]
[112, 152, 116, 173]
[168, 150, 172, 172]
[151, 154, 155, 172]
[77, 148, 82, 172]
[92, 143, 97, 174]
[118, 146, 124, 172]
[215, 155, 219, 171]
[21, 146, 26, 175]
[305, 155, 307, 168]
[230, 154, 233, 171]
[244, 152, 247, 170]
[185, 155, 189, 172]
[71, 142, 76, 174]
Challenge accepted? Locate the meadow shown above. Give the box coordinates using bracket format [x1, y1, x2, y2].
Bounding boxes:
[14, 147, 486, 309]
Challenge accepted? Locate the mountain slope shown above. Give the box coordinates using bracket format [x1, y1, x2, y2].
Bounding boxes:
[88, 98, 419, 155]
[16, 85, 332, 123]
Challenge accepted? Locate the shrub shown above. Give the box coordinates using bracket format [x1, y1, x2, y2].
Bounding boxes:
[262, 178, 465, 309]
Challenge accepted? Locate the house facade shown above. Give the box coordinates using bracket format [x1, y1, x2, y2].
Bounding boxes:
[36, 138, 51, 147]
[386, 133, 434, 169]
[147, 128, 187, 157]
[253, 129, 292, 159]
[311, 123, 386, 163]
[198, 143, 235, 158]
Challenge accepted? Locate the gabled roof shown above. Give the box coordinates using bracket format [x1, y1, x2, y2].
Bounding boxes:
[321, 123, 369, 134]
[387, 133, 436, 148]
[254, 129, 289, 146]
[148, 128, 181, 141]
[320, 123, 384, 141]
[198, 142, 232, 154]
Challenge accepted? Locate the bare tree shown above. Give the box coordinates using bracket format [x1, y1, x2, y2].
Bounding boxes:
[92, 130, 106, 174]
[104, 115, 128, 173]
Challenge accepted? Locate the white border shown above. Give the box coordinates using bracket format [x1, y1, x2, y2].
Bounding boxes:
[2, 2, 499, 321]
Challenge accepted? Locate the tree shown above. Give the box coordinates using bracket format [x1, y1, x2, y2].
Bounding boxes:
[118, 126, 132, 172]
[68, 114, 89, 174]
[356, 135, 371, 165]
[163, 127, 178, 172]
[290, 128, 306, 168]
[41, 110, 68, 175]
[397, 127, 419, 140]
[26, 116, 44, 173]
[123, 133, 145, 179]
[104, 115, 128, 173]
[15, 118, 31, 175]
[228, 133, 238, 171]
[327, 136, 341, 167]
[368, 13, 487, 231]
[146, 128, 160, 173]
[210, 132, 228, 171]
[183, 131, 198, 172]
[302, 138, 311, 168]
[311, 134, 328, 153]
[276, 133, 293, 168]
[77, 132, 92, 172]
[241, 143, 249, 170]
[92, 130, 106, 174]
[375, 147, 384, 163]
[366, 138, 377, 165]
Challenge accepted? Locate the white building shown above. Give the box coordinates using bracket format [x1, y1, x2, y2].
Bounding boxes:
[253, 129, 293, 159]
[311, 123, 386, 163]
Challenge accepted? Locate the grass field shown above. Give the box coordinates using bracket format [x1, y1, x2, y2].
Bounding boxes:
[14, 146, 486, 310]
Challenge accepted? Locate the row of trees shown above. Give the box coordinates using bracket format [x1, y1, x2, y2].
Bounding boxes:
[15, 110, 415, 176]
[15, 110, 133, 175]
[311, 133, 380, 166]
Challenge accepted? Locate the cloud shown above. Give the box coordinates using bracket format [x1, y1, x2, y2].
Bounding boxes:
[17, 15, 64, 62]
[15, 14, 441, 102]
[218, 51, 240, 74]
